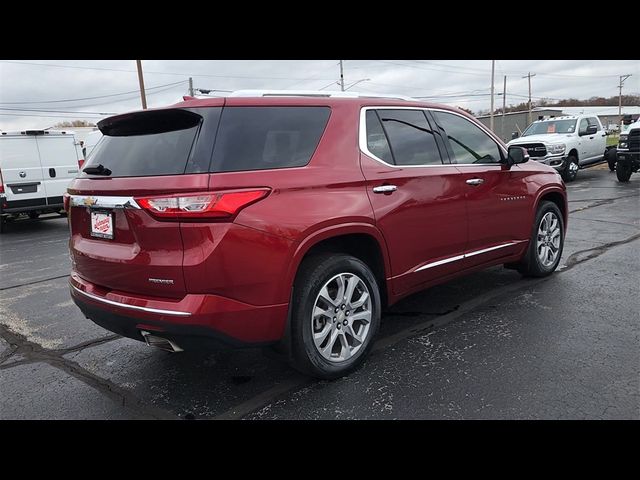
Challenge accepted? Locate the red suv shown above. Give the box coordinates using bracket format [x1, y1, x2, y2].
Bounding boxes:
[67, 91, 567, 379]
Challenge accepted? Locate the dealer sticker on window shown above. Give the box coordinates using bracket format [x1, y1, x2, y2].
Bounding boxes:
[90, 211, 114, 239]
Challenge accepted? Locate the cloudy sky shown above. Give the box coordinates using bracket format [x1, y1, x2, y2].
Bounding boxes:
[1, 59, 638, 131]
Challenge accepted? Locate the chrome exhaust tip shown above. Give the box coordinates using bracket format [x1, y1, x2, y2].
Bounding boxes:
[140, 330, 184, 353]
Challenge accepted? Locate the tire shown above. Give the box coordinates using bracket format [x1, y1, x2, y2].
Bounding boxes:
[290, 253, 381, 379]
[0, 216, 5, 234]
[28, 211, 40, 219]
[516, 201, 564, 278]
[616, 160, 632, 182]
[606, 148, 617, 171]
[561, 155, 579, 182]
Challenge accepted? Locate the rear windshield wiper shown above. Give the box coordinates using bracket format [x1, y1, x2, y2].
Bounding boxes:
[83, 164, 112, 176]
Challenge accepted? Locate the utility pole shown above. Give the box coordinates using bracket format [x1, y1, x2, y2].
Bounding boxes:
[619, 74, 632, 124]
[502, 75, 507, 141]
[522, 72, 536, 126]
[490, 60, 495, 132]
[188, 77, 194, 97]
[339, 60, 345, 92]
[136, 60, 147, 109]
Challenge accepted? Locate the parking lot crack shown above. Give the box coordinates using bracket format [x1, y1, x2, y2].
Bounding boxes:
[562, 232, 640, 271]
[569, 194, 638, 214]
[0, 274, 70, 292]
[0, 322, 177, 420]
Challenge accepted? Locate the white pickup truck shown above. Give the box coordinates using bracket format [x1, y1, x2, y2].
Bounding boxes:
[507, 114, 607, 182]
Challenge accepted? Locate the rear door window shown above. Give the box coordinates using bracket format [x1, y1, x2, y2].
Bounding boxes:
[84, 109, 207, 177]
[364, 110, 394, 164]
[210, 107, 331, 172]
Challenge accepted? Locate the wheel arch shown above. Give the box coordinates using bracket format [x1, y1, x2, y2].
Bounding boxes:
[568, 148, 579, 160]
[285, 224, 392, 308]
[534, 187, 568, 229]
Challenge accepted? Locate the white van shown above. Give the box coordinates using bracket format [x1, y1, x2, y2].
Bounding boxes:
[82, 129, 103, 159]
[0, 129, 82, 233]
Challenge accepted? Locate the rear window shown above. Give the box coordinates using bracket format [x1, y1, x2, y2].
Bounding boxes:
[210, 107, 330, 172]
[85, 109, 204, 177]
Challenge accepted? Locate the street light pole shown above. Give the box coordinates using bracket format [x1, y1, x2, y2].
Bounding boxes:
[490, 60, 495, 132]
[136, 60, 147, 110]
[344, 78, 370, 91]
[619, 74, 632, 124]
[522, 72, 536, 126]
[339, 60, 345, 92]
[502, 75, 507, 141]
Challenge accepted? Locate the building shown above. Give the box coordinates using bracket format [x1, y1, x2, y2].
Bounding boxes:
[476, 108, 563, 143]
[546, 106, 640, 130]
[477, 106, 640, 142]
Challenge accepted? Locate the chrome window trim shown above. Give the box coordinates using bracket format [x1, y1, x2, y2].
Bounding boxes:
[413, 242, 517, 273]
[359, 106, 508, 169]
[70, 284, 191, 317]
[69, 195, 141, 209]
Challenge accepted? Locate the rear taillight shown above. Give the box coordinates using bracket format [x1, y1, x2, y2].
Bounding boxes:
[136, 189, 270, 220]
[63, 192, 70, 212]
[0, 168, 4, 194]
[78, 159, 85, 169]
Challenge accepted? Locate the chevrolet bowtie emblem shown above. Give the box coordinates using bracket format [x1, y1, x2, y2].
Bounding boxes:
[83, 197, 97, 207]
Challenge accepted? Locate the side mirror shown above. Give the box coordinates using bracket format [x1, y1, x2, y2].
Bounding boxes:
[505, 146, 529, 168]
[580, 125, 598, 136]
[511, 131, 520, 139]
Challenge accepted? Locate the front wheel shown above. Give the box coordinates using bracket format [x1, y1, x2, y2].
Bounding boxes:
[616, 160, 632, 182]
[516, 201, 564, 277]
[561, 155, 579, 182]
[290, 253, 381, 379]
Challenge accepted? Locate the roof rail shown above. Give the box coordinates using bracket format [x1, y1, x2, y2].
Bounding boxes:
[228, 89, 415, 101]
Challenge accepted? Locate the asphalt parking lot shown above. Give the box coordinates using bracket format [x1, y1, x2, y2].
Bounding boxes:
[1, 164, 638, 420]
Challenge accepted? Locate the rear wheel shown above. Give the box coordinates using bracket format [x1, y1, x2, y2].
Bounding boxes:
[616, 160, 632, 182]
[516, 201, 564, 277]
[290, 253, 381, 379]
[561, 155, 579, 182]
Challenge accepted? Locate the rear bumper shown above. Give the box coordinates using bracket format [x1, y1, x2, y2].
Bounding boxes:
[0, 195, 64, 214]
[69, 272, 289, 348]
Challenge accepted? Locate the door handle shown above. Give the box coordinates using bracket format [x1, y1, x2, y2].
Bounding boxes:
[465, 178, 484, 186]
[49, 168, 56, 178]
[589, 136, 594, 139]
[373, 185, 397, 194]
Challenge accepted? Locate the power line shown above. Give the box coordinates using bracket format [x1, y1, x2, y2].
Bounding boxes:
[0, 107, 116, 115]
[0, 83, 188, 114]
[0, 60, 337, 81]
[0, 112, 106, 118]
[0, 80, 187, 105]
[401, 60, 622, 79]
[376, 60, 491, 77]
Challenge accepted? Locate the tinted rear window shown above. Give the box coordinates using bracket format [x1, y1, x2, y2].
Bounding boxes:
[85, 109, 203, 177]
[210, 107, 330, 172]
